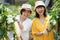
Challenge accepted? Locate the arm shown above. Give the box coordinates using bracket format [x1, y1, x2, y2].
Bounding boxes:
[18, 22, 23, 30]
[18, 22, 28, 32]
[14, 22, 21, 40]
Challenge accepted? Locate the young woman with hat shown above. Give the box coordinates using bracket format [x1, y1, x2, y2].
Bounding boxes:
[14, 4, 32, 40]
[32, 1, 54, 40]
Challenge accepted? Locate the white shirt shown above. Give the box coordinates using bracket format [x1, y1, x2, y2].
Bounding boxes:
[15, 15, 32, 40]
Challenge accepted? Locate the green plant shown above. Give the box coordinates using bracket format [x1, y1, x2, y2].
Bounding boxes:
[48, 0, 60, 29]
[27, 0, 36, 6]
[0, 3, 16, 40]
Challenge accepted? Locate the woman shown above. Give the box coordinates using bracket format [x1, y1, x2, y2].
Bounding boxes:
[32, 1, 54, 40]
[14, 4, 32, 40]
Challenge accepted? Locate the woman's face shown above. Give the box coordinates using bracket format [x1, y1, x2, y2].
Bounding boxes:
[35, 7, 45, 16]
[22, 10, 31, 19]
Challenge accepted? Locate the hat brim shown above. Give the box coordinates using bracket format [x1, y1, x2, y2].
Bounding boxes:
[20, 8, 32, 11]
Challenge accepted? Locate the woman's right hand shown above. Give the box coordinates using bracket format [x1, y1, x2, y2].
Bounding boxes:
[42, 29, 48, 34]
[36, 32, 43, 36]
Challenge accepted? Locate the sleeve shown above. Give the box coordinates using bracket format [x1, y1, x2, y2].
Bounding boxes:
[47, 22, 52, 32]
[47, 15, 52, 32]
[32, 20, 38, 35]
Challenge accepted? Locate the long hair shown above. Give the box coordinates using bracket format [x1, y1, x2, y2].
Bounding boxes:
[35, 5, 47, 18]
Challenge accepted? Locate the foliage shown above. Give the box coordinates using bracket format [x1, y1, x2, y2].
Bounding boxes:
[0, 3, 16, 40]
[0, 0, 60, 39]
[27, 0, 36, 6]
[49, 0, 60, 30]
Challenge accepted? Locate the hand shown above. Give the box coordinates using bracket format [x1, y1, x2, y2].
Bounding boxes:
[42, 29, 48, 34]
[36, 32, 43, 36]
[18, 22, 23, 30]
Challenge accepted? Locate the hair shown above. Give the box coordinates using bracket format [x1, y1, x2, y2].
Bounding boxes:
[20, 9, 32, 15]
[35, 5, 47, 18]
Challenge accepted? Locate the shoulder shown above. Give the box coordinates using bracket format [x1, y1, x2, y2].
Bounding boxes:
[32, 18, 39, 23]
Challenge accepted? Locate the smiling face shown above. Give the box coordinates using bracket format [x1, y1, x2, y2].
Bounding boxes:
[35, 6, 45, 16]
[21, 9, 31, 19]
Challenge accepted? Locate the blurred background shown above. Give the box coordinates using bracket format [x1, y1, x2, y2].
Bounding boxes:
[0, 0, 60, 40]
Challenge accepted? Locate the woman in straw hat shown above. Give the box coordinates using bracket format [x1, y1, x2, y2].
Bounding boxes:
[14, 4, 32, 40]
[32, 1, 54, 40]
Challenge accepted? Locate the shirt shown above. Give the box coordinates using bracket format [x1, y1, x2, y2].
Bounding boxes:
[15, 15, 32, 40]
